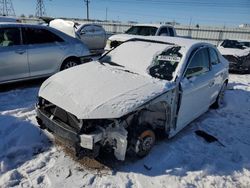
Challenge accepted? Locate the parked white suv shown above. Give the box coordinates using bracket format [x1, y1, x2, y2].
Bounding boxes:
[0, 23, 90, 84]
[105, 24, 177, 50]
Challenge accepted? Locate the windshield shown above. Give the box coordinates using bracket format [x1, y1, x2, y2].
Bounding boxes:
[125, 26, 157, 36]
[99, 40, 183, 81]
[221, 40, 245, 49]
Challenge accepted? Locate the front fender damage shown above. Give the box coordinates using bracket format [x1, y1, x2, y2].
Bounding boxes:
[37, 88, 177, 161]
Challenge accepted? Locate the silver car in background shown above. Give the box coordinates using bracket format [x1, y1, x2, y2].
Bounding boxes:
[0, 23, 90, 84]
[49, 19, 107, 53]
[76, 24, 107, 52]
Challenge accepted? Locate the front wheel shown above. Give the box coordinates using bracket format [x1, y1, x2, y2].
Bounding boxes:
[61, 59, 80, 70]
[134, 128, 156, 158]
[211, 82, 227, 109]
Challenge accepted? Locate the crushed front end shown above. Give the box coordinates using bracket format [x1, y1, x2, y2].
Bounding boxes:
[36, 97, 128, 161]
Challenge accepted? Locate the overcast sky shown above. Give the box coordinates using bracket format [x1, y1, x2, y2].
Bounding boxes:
[12, 0, 250, 26]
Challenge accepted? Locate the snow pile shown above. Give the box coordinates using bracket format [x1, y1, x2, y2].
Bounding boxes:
[0, 74, 250, 187]
[49, 19, 76, 38]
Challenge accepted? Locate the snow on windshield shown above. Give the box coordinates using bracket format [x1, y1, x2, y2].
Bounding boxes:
[100, 40, 183, 80]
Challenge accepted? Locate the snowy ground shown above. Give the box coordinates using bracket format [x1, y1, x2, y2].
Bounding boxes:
[0, 74, 250, 188]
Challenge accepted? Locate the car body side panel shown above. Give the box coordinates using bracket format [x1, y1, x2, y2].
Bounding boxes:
[175, 71, 214, 134]
[0, 45, 29, 82]
[27, 42, 67, 77]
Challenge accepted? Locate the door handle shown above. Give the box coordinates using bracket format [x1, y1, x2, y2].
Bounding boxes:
[15, 49, 25, 55]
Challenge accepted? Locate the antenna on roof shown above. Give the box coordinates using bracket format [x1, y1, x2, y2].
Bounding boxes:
[0, 0, 16, 17]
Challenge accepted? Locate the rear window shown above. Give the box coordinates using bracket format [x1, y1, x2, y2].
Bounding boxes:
[125, 26, 157, 36]
[221, 40, 245, 49]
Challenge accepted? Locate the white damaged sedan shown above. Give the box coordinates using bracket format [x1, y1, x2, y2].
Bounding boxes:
[36, 36, 229, 160]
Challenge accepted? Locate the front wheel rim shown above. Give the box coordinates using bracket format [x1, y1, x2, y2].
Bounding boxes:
[64, 61, 78, 69]
[135, 130, 155, 156]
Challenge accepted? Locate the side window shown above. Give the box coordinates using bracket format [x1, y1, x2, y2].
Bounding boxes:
[209, 48, 220, 65]
[0, 27, 21, 47]
[24, 27, 64, 45]
[169, 28, 174, 36]
[81, 25, 94, 34]
[158, 27, 169, 36]
[185, 48, 210, 78]
[92, 25, 104, 34]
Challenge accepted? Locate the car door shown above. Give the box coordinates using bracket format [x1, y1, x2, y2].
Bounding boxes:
[208, 47, 226, 102]
[176, 47, 215, 131]
[0, 26, 29, 83]
[23, 27, 66, 77]
[91, 25, 106, 49]
[78, 25, 95, 50]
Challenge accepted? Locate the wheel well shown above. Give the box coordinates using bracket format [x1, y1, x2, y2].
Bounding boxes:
[60, 56, 81, 70]
[126, 101, 171, 138]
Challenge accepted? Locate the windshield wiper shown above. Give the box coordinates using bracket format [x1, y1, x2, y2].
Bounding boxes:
[118, 68, 138, 75]
[99, 61, 124, 68]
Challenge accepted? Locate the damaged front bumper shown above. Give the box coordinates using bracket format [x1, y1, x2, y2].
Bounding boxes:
[36, 105, 128, 160]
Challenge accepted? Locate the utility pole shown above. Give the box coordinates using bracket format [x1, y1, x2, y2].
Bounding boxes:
[84, 0, 90, 20]
[105, 7, 108, 21]
[0, 0, 15, 16]
[35, 0, 46, 17]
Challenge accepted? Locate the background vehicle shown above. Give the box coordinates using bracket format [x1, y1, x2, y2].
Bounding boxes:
[105, 24, 177, 50]
[36, 36, 228, 161]
[218, 39, 250, 73]
[0, 23, 90, 84]
[0, 16, 20, 23]
[50, 19, 107, 53]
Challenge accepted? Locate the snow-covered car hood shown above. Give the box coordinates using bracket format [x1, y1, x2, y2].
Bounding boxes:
[218, 47, 250, 57]
[109, 34, 147, 42]
[39, 62, 174, 119]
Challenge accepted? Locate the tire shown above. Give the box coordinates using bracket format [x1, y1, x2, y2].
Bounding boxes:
[134, 128, 156, 158]
[211, 82, 227, 109]
[61, 58, 80, 71]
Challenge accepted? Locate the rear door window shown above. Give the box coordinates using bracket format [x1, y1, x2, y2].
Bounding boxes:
[23, 27, 64, 45]
[209, 48, 220, 65]
[0, 27, 21, 47]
